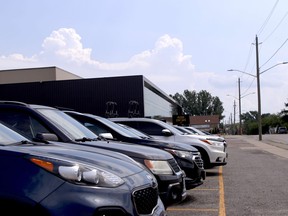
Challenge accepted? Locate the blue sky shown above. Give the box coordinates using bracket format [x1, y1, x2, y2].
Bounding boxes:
[1, 0, 288, 123]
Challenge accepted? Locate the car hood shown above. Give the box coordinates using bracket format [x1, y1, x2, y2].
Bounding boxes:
[3, 144, 145, 178]
[81, 139, 174, 160]
[147, 138, 199, 151]
[126, 136, 199, 152]
[185, 134, 225, 143]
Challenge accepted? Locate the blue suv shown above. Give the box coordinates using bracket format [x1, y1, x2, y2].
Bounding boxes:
[0, 122, 167, 216]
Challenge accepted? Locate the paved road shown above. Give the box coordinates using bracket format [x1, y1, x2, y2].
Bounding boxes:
[166, 135, 288, 216]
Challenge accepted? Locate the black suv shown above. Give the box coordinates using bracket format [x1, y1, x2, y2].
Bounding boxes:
[0, 101, 186, 207]
[64, 110, 206, 190]
[0, 121, 167, 216]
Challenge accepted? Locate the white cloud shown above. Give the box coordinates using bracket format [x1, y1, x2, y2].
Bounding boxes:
[40, 28, 94, 64]
[0, 27, 287, 120]
[38, 28, 199, 95]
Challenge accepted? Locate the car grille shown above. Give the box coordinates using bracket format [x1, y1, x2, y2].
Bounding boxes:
[193, 152, 204, 169]
[168, 158, 181, 173]
[133, 186, 158, 215]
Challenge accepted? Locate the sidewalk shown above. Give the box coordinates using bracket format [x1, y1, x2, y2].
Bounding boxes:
[224, 134, 288, 159]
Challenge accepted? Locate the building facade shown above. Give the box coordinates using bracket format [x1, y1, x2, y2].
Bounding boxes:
[0, 66, 181, 118]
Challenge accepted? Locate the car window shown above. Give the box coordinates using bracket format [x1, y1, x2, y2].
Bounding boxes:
[0, 110, 51, 140]
[37, 109, 98, 140]
[134, 122, 165, 136]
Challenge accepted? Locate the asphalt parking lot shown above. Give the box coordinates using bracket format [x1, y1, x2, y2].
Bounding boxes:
[167, 166, 223, 216]
[166, 134, 288, 216]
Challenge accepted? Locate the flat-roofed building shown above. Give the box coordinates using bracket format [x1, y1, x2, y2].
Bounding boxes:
[0, 66, 81, 84]
[0, 66, 181, 118]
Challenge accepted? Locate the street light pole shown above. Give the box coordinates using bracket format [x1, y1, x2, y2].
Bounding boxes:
[255, 35, 262, 140]
[238, 78, 242, 135]
[233, 100, 236, 133]
[228, 45, 287, 141]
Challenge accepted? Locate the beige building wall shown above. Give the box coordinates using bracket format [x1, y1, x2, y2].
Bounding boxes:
[0, 66, 82, 84]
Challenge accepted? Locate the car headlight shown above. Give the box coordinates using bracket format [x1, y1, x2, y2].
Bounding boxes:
[29, 156, 124, 187]
[164, 149, 193, 160]
[199, 138, 213, 145]
[206, 138, 224, 146]
[144, 160, 173, 175]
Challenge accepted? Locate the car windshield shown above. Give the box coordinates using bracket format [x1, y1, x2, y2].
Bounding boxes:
[118, 123, 152, 139]
[89, 115, 141, 138]
[0, 122, 29, 145]
[37, 108, 98, 140]
[174, 126, 193, 135]
[186, 127, 207, 135]
[156, 121, 187, 135]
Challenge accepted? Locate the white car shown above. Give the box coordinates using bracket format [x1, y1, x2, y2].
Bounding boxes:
[110, 117, 228, 169]
[174, 125, 226, 146]
[182, 126, 226, 143]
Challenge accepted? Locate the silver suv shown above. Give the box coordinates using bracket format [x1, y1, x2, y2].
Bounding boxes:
[110, 117, 228, 169]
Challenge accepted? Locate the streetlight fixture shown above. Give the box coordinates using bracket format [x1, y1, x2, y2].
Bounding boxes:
[228, 61, 287, 140]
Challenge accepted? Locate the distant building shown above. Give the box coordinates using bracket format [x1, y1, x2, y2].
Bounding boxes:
[189, 115, 220, 131]
[163, 115, 220, 132]
[0, 66, 81, 84]
[0, 66, 181, 118]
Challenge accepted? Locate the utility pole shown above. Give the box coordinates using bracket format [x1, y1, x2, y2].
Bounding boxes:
[228, 36, 286, 139]
[233, 100, 236, 134]
[256, 35, 262, 141]
[238, 77, 242, 135]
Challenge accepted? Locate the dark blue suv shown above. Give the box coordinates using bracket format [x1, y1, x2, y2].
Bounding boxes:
[0, 122, 167, 216]
[0, 101, 186, 208]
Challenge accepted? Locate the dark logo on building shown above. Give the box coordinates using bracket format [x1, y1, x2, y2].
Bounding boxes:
[105, 101, 118, 118]
[173, 115, 190, 126]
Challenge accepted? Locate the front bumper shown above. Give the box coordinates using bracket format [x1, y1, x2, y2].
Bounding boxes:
[38, 170, 167, 216]
[156, 170, 187, 208]
[174, 155, 206, 190]
[207, 143, 228, 166]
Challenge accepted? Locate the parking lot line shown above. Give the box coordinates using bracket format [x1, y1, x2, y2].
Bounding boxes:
[167, 207, 218, 212]
[168, 166, 226, 215]
[193, 188, 218, 191]
[218, 166, 226, 216]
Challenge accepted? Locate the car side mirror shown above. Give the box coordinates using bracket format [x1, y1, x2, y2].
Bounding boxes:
[162, 129, 173, 136]
[99, 132, 114, 140]
[35, 132, 59, 142]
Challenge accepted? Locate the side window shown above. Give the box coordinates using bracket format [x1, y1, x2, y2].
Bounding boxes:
[83, 121, 109, 135]
[137, 122, 164, 136]
[0, 110, 51, 140]
[30, 117, 51, 137]
[71, 115, 109, 135]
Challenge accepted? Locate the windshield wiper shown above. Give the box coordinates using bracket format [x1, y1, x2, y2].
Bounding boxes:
[75, 137, 98, 142]
[7, 140, 38, 146]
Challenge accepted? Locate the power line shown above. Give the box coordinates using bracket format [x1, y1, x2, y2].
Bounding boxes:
[239, 1, 282, 79]
[242, 77, 256, 97]
[257, 1, 288, 68]
[243, 43, 254, 72]
[257, 0, 279, 36]
[260, 37, 288, 69]
[262, 11, 288, 43]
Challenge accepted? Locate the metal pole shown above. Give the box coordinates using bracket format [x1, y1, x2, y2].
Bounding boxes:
[238, 77, 242, 135]
[256, 35, 262, 141]
[233, 100, 236, 134]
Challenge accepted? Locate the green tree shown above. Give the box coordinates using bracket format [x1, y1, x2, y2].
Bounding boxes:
[241, 111, 285, 134]
[172, 90, 224, 119]
[279, 100, 288, 122]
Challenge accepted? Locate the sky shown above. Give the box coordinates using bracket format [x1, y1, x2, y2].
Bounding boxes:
[1, 0, 288, 124]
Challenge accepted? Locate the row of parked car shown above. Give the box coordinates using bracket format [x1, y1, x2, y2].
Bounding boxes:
[0, 100, 228, 215]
